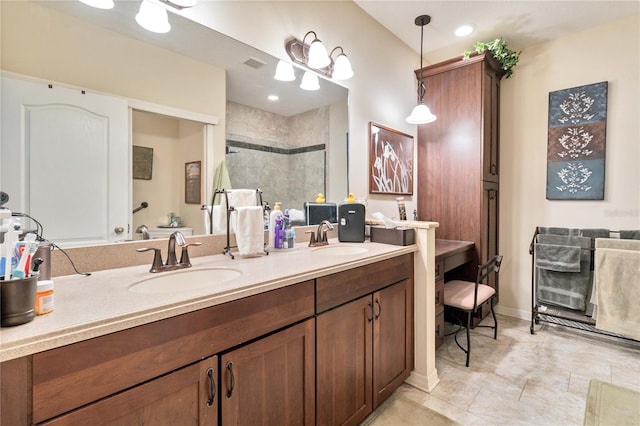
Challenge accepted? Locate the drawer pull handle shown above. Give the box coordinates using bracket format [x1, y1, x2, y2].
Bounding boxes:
[206, 368, 216, 407]
[435, 290, 440, 305]
[226, 361, 235, 398]
[436, 324, 440, 337]
[367, 301, 373, 322]
[374, 298, 381, 320]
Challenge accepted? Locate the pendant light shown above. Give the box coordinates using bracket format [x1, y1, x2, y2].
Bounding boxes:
[406, 15, 436, 124]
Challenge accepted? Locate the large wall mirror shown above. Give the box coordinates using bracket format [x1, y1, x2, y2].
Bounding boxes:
[1, 1, 348, 246]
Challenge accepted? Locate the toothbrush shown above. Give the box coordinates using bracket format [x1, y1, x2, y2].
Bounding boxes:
[11, 233, 38, 279]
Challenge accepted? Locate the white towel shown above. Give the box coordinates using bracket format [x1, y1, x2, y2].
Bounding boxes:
[232, 206, 265, 256]
[216, 189, 257, 233]
[205, 205, 226, 235]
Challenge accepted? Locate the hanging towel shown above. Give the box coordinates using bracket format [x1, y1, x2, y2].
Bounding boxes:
[212, 161, 232, 205]
[595, 239, 640, 340]
[535, 243, 581, 272]
[216, 189, 257, 234]
[536, 234, 592, 311]
[620, 230, 640, 240]
[232, 206, 265, 256]
[538, 227, 580, 236]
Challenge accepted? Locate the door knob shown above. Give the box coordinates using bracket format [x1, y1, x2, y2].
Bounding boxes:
[114, 226, 124, 234]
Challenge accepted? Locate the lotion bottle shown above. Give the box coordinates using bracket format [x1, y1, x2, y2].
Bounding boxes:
[268, 202, 283, 249]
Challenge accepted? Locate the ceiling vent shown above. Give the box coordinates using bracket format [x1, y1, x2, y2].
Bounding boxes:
[244, 57, 267, 69]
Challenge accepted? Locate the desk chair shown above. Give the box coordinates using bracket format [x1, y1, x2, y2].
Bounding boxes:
[444, 255, 503, 367]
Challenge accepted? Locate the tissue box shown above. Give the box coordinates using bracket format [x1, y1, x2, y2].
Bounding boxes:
[370, 226, 415, 246]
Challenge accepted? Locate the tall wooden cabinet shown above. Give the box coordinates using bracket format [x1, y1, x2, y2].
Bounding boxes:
[417, 52, 504, 324]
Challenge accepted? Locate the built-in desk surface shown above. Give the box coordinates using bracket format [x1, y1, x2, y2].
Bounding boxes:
[435, 239, 475, 273]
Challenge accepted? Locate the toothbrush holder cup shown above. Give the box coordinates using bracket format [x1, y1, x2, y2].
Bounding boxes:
[1, 276, 38, 327]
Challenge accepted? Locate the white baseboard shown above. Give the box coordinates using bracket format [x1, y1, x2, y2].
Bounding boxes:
[495, 305, 531, 321]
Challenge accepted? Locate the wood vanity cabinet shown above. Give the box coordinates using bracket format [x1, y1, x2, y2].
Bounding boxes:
[1, 280, 314, 425]
[220, 318, 315, 425]
[417, 52, 503, 326]
[316, 254, 414, 426]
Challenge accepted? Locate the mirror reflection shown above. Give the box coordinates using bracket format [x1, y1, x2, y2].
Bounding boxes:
[1, 1, 348, 245]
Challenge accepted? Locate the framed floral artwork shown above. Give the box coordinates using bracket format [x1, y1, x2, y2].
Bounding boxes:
[369, 122, 414, 195]
[546, 81, 607, 200]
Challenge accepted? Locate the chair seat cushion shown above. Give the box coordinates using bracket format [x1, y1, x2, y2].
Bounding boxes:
[444, 280, 496, 310]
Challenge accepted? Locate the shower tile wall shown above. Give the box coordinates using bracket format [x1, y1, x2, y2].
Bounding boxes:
[226, 102, 329, 212]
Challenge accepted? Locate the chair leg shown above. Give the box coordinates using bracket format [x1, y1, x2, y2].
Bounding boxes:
[490, 298, 498, 340]
[465, 312, 471, 367]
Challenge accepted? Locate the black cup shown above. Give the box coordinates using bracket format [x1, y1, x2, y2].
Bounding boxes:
[1, 276, 37, 327]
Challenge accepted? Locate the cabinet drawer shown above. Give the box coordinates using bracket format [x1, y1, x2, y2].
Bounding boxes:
[435, 278, 444, 315]
[316, 254, 412, 313]
[32, 280, 314, 423]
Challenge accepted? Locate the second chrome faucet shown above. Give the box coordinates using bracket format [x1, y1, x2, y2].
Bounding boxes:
[137, 231, 202, 273]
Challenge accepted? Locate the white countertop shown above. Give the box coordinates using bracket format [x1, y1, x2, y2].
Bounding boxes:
[0, 240, 416, 362]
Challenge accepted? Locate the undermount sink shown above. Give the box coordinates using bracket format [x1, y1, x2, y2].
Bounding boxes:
[312, 245, 369, 256]
[128, 267, 242, 294]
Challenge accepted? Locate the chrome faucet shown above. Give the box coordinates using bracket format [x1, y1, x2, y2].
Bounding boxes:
[307, 220, 334, 247]
[136, 231, 202, 273]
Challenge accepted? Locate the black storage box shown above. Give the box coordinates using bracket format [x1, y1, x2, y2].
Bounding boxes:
[369, 226, 415, 246]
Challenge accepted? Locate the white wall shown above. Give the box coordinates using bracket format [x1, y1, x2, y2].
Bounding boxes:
[180, 1, 420, 219]
[499, 15, 640, 318]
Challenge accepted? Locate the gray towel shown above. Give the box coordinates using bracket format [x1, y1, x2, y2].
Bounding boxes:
[619, 230, 640, 240]
[536, 235, 592, 311]
[535, 243, 581, 272]
[538, 227, 581, 236]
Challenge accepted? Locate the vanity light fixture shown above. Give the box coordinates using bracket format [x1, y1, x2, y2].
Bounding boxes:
[406, 15, 437, 124]
[284, 32, 353, 81]
[300, 71, 320, 91]
[78, 0, 114, 9]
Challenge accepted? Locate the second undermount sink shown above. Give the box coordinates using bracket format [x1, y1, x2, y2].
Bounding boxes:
[312, 245, 370, 256]
[128, 267, 242, 294]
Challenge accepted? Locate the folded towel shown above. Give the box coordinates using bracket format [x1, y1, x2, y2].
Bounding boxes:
[538, 227, 580, 236]
[619, 230, 640, 240]
[595, 247, 640, 340]
[535, 243, 581, 272]
[232, 206, 265, 256]
[536, 235, 592, 310]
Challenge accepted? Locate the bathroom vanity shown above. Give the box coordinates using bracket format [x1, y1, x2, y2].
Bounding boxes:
[0, 241, 416, 425]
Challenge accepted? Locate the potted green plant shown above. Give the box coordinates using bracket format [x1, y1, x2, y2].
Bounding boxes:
[463, 38, 521, 78]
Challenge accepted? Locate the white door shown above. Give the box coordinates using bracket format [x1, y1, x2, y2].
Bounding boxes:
[1, 75, 130, 246]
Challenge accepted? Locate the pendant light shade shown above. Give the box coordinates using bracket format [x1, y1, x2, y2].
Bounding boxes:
[78, 0, 114, 9]
[274, 60, 296, 81]
[406, 15, 437, 124]
[136, 0, 171, 34]
[406, 103, 437, 124]
[300, 71, 320, 91]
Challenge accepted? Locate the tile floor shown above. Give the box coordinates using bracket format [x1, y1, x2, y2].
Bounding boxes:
[372, 314, 640, 425]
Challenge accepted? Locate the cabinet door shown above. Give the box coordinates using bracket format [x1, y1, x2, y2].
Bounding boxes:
[482, 181, 499, 290]
[373, 280, 413, 407]
[317, 296, 373, 426]
[482, 65, 501, 182]
[221, 319, 315, 426]
[43, 357, 218, 425]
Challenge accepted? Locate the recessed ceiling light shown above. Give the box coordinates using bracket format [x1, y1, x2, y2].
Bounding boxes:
[455, 25, 474, 37]
[267, 95, 279, 101]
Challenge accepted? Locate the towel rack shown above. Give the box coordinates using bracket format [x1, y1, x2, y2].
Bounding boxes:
[210, 189, 268, 259]
[529, 226, 636, 342]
